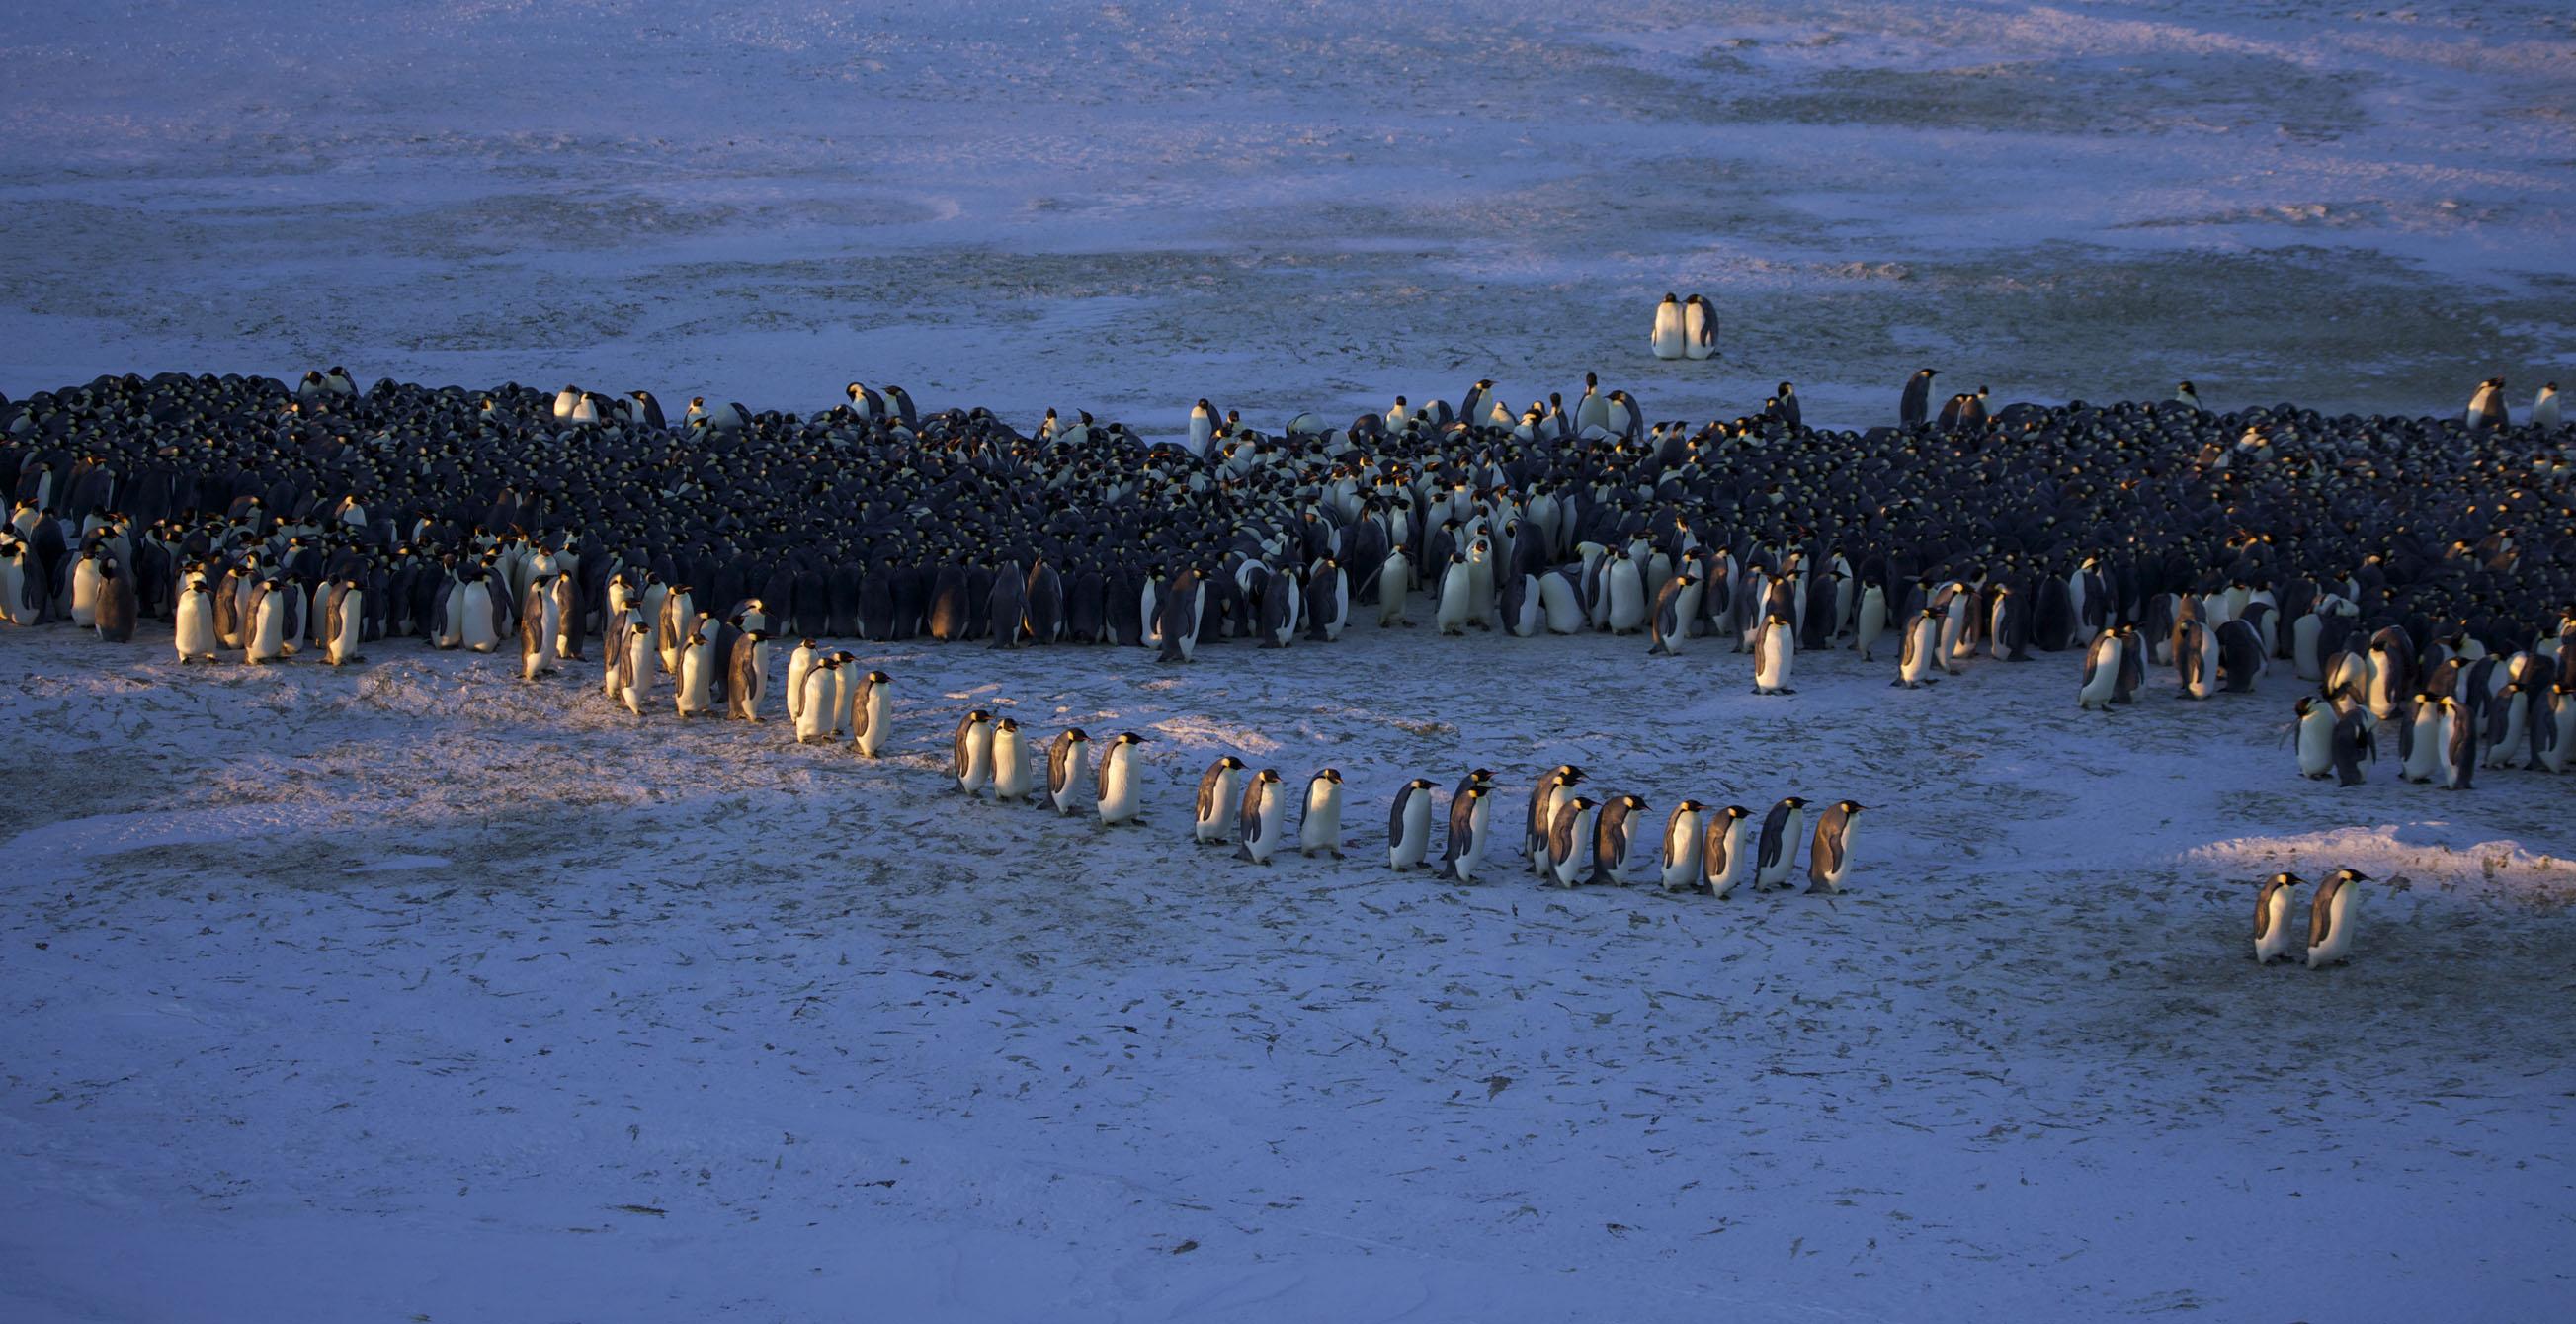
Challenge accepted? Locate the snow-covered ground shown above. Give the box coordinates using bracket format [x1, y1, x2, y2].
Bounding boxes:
[5, 621, 2573, 1321]
[3, 0, 2573, 431]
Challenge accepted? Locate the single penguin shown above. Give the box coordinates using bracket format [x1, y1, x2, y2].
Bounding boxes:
[2533, 381, 2561, 428]
[1096, 732, 1148, 825]
[92, 562, 137, 643]
[953, 709, 996, 795]
[1195, 755, 1249, 844]
[1298, 769, 1346, 858]
[1528, 765, 1584, 874]
[619, 621, 654, 716]
[1703, 804, 1754, 898]
[1389, 778, 1439, 870]
[173, 581, 218, 663]
[2331, 705, 2374, 786]
[1805, 800, 1865, 893]
[795, 657, 837, 742]
[1753, 796, 1808, 890]
[2293, 696, 2337, 779]
[1895, 607, 1942, 689]
[1589, 793, 1648, 885]
[852, 670, 891, 758]
[2079, 628, 2124, 709]
[675, 617, 716, 716]
[2463, 377, 2508, 432]
[785, 639, 819, 726]
[2175, 380, 2205, 413]
[1753, 611, 1796, 694]
[1649, 293, 1686, 360]
[2253, 872, 2303, 964]
[2305, 869, 2369, 968]
[726, 629, 770, 721]
[1047, 728, 1095, 814]
[1683, 293, 1717, 360]
[1659, 800, 1709, 891]
[1900, 369, 1940, 428]
[1450, 784, 1495, 882]
[990, 717, 1033, 802]
[1236, 768, 1289, 865]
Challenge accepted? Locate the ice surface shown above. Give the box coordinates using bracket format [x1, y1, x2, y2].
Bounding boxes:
[4, 621, 2572, 1321]
[2, 1, 2572, 433]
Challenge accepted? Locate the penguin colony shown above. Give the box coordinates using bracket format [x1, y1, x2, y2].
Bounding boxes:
[5, 368, 2571, 964]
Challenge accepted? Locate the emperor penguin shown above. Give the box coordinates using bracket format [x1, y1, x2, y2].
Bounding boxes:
[2333, 705, 2374, 786]
[92, 562, 137, 643]
[1450, 784, 1495, 882]
[1753, 611, 1796, 694]
[1096, 732, 1148, 825]
[1545, 796, 1602, 887]
[244, 579, 288, 664]
[1753, 796, 1809, 890]
[785, 639, 819, 726]
[2464, 377, 2508, 432]
[726, 630, 770, 721]
[1805, 800, 1864, 893]
[851, 670, 891, 758]
[793, 657, 836, 741]
[1646, 572, 1700, 655]
[1047, 728, 1095, 814]
[1650, 293, 1687, 360]
[520, 576, 561, 680]
[1853, 579, 1889, 662]
[1703, 804, 1754, 898]
[68, 550, 102, 626]
[1590, 793, 1648, 885]
[1389, 778, 1439, 869]
[1528, 765, 1584, 874]
[990, 717, 1033, 802]
[1659, 800, 1709, 891]
[953, 710, 996, 795]
[1299, 769, 1346, 858]
[2293, 696, 2337, 779]
[1189, 399, 1217, 452]
[1434, 553, 1473, 634]
[1441, 769, 1497, 874]
[2534, 382, 2561, 428]
[2078, 628, 2123, 709]
[323, 578, 365, 665]
[1900, 368, 1940, 428]
[2253, 872, 2303, 964]
[2544, 685, 2576, 775]
[2304, 869, 2369, 968]
[1195, 756, 1249, 844]
[174, 581, 218, 663]
[1236, 769, 1289, 865]
[1895, 607, 1942, 689]
[460, 573, 499, 653]
[2176, 380, 2205, 413]
[1683, 293, 1717, 360]
[2176, 620, 2218, 700]
[2399, 694, 2443, 783]
[619, 621, 654, 716]
[2439, 696, 2475, 789]
[675, 617, 717, 716]
[1376, 549, 1412, 626]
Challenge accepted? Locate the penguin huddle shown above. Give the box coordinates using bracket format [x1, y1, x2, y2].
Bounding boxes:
[2251, 869, 2376, 969]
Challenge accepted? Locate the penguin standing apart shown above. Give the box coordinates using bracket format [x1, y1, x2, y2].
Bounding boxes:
[1389, 778, 1438, 869]
[953, 710, 996, 795]
[1683, 294, 1717, 360]
[1753, 797, 1808, 890]
[852, 670, 891, 758]
[1590, 793, 1647, 885]
[2534, 382, 2561, 428]
[990, 718, 1032, 802]
[1450, 785, 1495, 882]
[1195, 756, 1249, 844]
[1660, 800, 1708, 891]
[2305, 869, 2369, 968]
[726, 630, 769, 721]
[1237, 769, 1288, 865]
[1650, 293, 1686, 360]
[1703, 805, 1754, 898]
[1895, 607, 1941, 689]
[1096, 732, 1148, 825]
[2253, 872, 2303, 964]
[1545, 796, 1602, 887]
[174, 582, 218, 663]
[1753, 611, 1796, 694]
[1647, 573, 1701, 656]
[1900, 369, 1940, 428]
[1805, 800, 1864, 893]
[1047, 728, 1094, 814]
[2464, 377, 2508, 432]
[1299, 769, 1345, 858]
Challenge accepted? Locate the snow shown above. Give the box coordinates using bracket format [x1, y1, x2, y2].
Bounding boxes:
[5, 620, 2573, 1321]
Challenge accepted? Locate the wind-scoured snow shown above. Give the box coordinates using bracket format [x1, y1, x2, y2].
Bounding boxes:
[4, 622, 2572, 1321]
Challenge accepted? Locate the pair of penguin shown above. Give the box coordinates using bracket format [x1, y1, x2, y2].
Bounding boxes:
[2291, 695, 2378, 786]
[1648, 293, 1718, 361]
[2252, 869, 2372, 968]
[952, 714, 1150, 825]
[1193, 757, 1345, 864]
[2463, 377, 2562, 431]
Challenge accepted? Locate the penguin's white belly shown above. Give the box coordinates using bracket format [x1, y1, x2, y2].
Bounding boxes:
[1607, 568, 1645, 632]
[1661, 816, 1703, 890]
[1538, 574, 1585, 634]
[857, 691, 889, 757]
[677, 645, 713, 715]
[1392, 798, 1432, 868]
[992, 733, 1030, 800]
[1757, 631, 1792, 692]
[2296, 713, 2335, 776]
